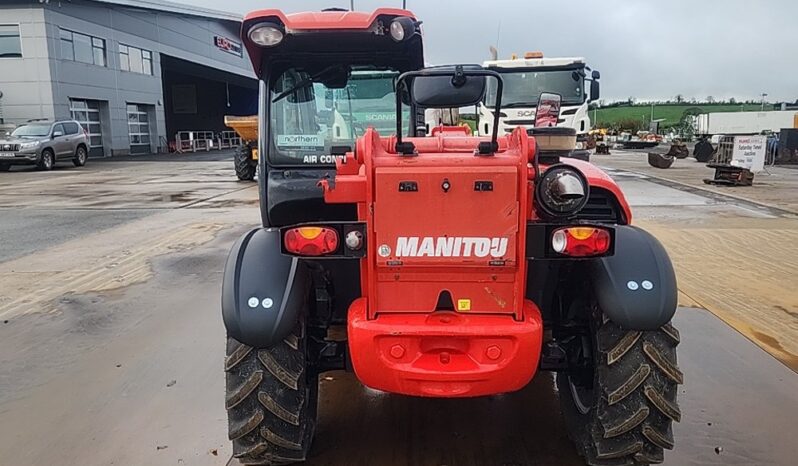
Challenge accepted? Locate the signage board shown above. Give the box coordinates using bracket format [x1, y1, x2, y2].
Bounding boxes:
[214, 36, 243, 57]
[731, 136, 766, 173]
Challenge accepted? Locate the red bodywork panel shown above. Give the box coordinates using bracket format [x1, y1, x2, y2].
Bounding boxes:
[348, 298, 542, 397]
[242, 8, 417, 77]
[322, 128, 630, 397]
[563, 159, 633, 224]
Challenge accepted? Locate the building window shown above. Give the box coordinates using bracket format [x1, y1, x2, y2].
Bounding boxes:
[0, 24, 22, 58]
[59, 28, 105, 66]
[119, 44, 152, 75]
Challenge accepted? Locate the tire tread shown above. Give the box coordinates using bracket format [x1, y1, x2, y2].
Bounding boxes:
[235, 144, 257, 181]
[225, 330, 317, 466]
[559, 317, 682, 466]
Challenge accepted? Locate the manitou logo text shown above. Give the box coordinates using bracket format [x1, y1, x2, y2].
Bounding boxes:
[395, 237, 508, 258]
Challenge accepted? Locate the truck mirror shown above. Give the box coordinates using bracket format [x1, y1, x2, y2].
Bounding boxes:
[395, 66, 501, 155]
[410, 66, 486, 108]
[535, 93, 562, 128]
[592, 70, 601, 80]
[590, 80, 600, 101]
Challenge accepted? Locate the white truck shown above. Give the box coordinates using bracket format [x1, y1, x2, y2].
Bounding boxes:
[694, 110, 798, 137]
[479, 53, 600, 159]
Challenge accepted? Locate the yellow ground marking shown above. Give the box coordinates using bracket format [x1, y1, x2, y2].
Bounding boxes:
[640, 219, 798, 372]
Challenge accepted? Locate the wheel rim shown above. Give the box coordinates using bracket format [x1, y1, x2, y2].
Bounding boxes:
[78, 148, 86, 163]
[43, 152, 52, 168]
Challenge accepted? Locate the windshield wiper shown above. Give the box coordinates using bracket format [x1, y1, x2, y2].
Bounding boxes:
[272, 77, 314, 104]
[273, 64, 350, 104]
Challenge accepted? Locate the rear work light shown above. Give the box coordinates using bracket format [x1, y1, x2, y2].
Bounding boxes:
[284, 227, 338, 256]
[551, 227, 611, 257]
[389, 17, 416, 42]
[248, 23, 284, 47]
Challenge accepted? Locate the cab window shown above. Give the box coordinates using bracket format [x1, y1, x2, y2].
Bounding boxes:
[269, 67, 403, 165]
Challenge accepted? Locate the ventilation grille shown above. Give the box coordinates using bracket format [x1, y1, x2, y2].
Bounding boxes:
[577, 188, 624, 223]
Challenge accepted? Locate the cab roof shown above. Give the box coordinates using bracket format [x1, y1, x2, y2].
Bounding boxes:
[243, 8, 412, 30]
[241, 8, 423, 78]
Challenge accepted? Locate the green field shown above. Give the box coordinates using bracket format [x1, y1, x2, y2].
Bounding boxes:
[593, 104, 763, 130]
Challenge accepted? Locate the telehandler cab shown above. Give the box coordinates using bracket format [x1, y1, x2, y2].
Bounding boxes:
[222, 8, 682, 466]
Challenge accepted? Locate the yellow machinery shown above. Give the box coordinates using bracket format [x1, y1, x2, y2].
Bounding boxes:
[224, 115, 259, 181]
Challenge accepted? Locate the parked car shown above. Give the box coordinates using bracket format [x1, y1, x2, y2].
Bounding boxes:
[0, 120, 90, 171]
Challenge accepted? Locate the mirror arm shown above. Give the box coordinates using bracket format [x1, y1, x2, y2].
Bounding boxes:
[394, 68, 503, 155]
[486, 77, 503, 154]
[394, 78, 415, 155]
[451, 65, 466, 87]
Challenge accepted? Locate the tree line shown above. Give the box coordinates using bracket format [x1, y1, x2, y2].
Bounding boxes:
[589, 96, 797, 109]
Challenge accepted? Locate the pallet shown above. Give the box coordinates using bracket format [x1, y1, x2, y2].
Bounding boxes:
[703, 164, 754, 186]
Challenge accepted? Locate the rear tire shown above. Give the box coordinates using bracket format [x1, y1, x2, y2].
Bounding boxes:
[235, 144, 257, 181]
[37, 149, 54, 171]
[73, 145, 88, 167]
[558, 313, 682, 465]
[225, 323, 318, 465]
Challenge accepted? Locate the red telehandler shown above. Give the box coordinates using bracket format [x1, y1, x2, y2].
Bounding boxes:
[222, 8, 681, 466]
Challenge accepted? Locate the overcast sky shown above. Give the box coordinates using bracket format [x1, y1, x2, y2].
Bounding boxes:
[177, 0, 797, 103]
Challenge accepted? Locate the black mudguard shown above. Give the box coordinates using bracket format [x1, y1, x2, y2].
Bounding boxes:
[589, 225, 677, 330]
[222, 228, 310, 348]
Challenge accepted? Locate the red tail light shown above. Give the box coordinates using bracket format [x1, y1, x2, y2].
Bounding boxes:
[551, 227, 611, 257]
[284, 226, 339, 256]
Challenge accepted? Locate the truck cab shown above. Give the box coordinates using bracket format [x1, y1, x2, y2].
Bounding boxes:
[479, 53, 600, 159]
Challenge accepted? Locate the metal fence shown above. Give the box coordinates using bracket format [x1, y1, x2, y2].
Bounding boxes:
[174, 131, 245, 153]
[766, 141, 779, 166]
[713, 136, 735, 165]
[713, 135, 781, 166]
[217, 131, 242, 150]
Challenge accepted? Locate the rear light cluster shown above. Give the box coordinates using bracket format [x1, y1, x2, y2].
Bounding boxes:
[284, 227, 338, 256]
[282, 224, 366, 257]
[551, 227, 611, 257]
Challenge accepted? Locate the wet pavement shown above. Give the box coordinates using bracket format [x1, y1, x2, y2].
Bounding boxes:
[606, 168, 798, 372]
[264, 308, 798, 466]
[0, 157, 797, 465]
[594, 150, 798, 214]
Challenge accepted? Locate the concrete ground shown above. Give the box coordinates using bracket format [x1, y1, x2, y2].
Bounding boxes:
[597, 151, 798, 371]
[594, 149, 798, 214]
[0, 152, 796, 465]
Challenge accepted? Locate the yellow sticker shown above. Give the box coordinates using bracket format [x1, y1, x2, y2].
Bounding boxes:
[457, 299, 471, 311]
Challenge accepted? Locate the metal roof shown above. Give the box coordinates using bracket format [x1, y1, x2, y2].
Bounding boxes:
[87, 0, 242, 23]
